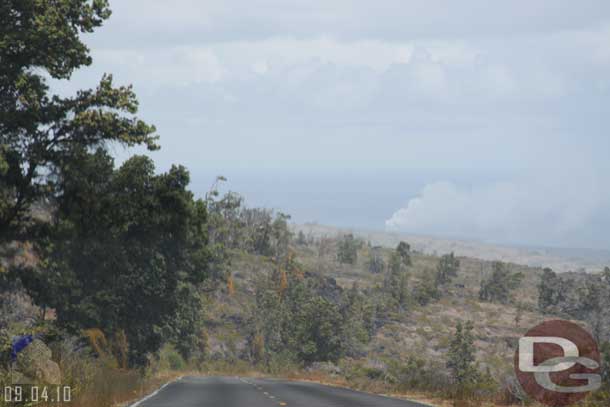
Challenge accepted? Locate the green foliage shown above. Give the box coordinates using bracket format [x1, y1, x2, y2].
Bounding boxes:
[435, 252, 460, 287]
[337, 233, 361, 265]
[160, 345, 187, 371]
[578, 275, 608, 340]
[413, 270, 440, 306]
[446, 321, 479, 391]
[479, 262, 523, 304]
[384, 248, 410, 310]
[205, 184, 292, 259]
[0, 0, 157, 244]
[339, 283, 376, 356]
[270, 213, 292, 260]
[396, 241, 412, 266]
[290, 295, 343, 363]
[534, 267, 610, 341]
[250, 272, 373, 366]
[387, 356, 450, 392]
[537, 267, 565, 311]
[18, 150, 214, 366]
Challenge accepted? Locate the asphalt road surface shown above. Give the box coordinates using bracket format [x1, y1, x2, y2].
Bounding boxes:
[134, 376, 430, 407]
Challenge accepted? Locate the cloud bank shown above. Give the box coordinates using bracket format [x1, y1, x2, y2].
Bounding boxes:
[49, 0, 610, 249]
[385, 167, 610, 249]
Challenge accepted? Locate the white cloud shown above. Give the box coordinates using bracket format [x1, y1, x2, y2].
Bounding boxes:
[49, 1, 610, 248]
[96, 0, 610, 45]
[92, 47, 224, 85]
[385, 167, 609, 249]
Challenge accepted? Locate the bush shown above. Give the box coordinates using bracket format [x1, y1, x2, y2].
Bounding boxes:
[266, 350, 300, 375]
[160, 345, 187, 371]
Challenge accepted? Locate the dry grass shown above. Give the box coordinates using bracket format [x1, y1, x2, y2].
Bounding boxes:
[110, 371, 187, 407]
[66, 370, 184, 407]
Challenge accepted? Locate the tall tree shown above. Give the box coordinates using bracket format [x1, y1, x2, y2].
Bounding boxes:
[435, 252, 460, 287]
[396, 241, 412, 266]
[447, 321, 479, 389]
[337, 233, 360, 265]
[367, 246, 385, 274]
[385, 251, 410, 309]
[0, 0, 158, 244]
[18, 150, 213, 366]
[537, 267, 565, 312]
[413, 270, 440, 306]
[479, 262, 523, 304]
[339, 283, 375, 356]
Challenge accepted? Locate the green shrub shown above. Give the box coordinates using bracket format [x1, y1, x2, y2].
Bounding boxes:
[159, 345, 187, 371]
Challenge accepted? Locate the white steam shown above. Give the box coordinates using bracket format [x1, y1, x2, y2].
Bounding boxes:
[385, 169, 607, 248]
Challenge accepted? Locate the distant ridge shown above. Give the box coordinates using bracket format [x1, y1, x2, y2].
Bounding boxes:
[293, 223, 610, 273]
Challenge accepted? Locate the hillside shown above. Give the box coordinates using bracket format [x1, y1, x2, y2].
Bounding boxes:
[2, 204, 608, 406]
[202, 230, 562, 402]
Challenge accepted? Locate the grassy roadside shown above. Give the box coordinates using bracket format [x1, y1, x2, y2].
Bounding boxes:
[112, 362, 601, 407]
[77, 371, 183, 407]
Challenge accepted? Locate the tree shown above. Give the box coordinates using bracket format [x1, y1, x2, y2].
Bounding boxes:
[384, 251, 410, 309]
[382, 242, 412, 307]
[339, 283, 375, 356]
[435, 252, 460, 287]
[447, 321, 479, 389]
[367, 247, 385, 274]
[296, 230, 307, 245]
[479, 262, 523, 304]
[206, 187, 245, 250]
[0, 0, 158, 245]
[413, 271, 440, 306]
[290, 295, 344, 363]
[534, 268, 610, 342]
[17, 151, 214, 366]
[251, 270, 365, 365]
[242, 208, 273, 255]
[251, 280, 285, 359]
[537, 268, 565, 312]
[337, 234, 360, 265]
[578, 276, 606, 342]
[601, 341, 610, 386]
[270, 212, 292, 261]
[396, 241, 412, 266]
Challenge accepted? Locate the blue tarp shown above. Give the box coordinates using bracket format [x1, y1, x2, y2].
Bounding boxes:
[10, 335, 34, 361]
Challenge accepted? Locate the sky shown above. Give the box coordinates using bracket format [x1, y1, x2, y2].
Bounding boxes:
[51, 0, 610, 250]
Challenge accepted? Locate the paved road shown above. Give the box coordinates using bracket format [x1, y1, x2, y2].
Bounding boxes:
[135, 376, 430, 407]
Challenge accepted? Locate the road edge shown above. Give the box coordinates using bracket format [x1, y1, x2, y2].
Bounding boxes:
[127, 376, 184, 407]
